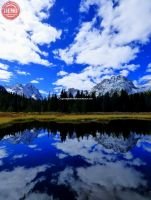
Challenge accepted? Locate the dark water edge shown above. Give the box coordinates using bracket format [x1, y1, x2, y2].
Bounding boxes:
[0, 120, 151, 200]
[1, 120, 151, 141]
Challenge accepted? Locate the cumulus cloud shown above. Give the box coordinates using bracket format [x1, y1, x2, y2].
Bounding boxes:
[139, 75, 151, 82]
[30, 77, 44, 84]
[120, 69, 129, 77]
[0, 165, 48, 200]
[0, 63, 13, 82]
[0, 63, 9, 70]
[56, 0, 151, 67]
[80, 0, 151, 45]
[26, 193, 52, 200]
[54, 0, 151, 89]
[146, 63, 151, 73]
[0, 0, 61, 66]
[54, 133, 149, 200]
[138, 74, 151, 89]
[15, 70, 31, 76]
[54, 66, 100, 90]
[56, 163, 147, 200]
[53, 133, 143, 164]
[37, 78, 44, 81]
[57, 70, 68, 77]
[54, 64, 139, 90]
[39, 90, 49, 96]
[137, 136, 151, 152]
[138, 63, 151, 88]
[30, 80, 39, 84]
[0, 148, 8, 159]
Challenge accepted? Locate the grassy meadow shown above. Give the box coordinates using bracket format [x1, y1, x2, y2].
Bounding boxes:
[0, 112, 151, 129]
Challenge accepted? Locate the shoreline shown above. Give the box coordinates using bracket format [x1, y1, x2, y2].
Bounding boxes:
[0, 112, 151, 129]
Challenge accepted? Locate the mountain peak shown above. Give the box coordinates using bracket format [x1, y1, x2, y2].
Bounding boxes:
[6, 83, 43, 100]
[24, 83, 43, 100]
[92, 75, 138, 96]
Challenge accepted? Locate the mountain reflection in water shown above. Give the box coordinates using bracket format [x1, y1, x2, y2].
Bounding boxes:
[0, 120, 151, 200]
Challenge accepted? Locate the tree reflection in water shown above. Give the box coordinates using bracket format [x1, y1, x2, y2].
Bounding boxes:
[0, 120, 151, 200]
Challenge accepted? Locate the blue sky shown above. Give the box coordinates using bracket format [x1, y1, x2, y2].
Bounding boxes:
[0, 0, 151, 95]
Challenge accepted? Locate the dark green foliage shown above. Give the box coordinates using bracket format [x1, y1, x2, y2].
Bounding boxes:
[0, 89, 151, 112]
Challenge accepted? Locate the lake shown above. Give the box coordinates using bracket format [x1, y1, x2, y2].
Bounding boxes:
[0, 120, 151, 200]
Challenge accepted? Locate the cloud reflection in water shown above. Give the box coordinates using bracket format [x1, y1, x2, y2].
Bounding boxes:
[0, 123, 150, 200]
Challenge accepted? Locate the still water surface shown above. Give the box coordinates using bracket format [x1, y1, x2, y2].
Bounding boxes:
[0, 121, 151, 200]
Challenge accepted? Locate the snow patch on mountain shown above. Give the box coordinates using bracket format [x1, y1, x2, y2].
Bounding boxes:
[6, 83, 43, 100]
[92, 75, 138, 96]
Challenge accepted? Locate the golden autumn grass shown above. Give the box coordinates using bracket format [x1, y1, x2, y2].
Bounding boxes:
[0, 112, 151, 128]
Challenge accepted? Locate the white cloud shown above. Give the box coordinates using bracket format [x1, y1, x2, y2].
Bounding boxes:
[137, 136, 151, 152]
[123, 64, 140, 72]
[0, 148, 8, 159]
[26, 193, 52, 200]
[135, 73, 151, 90]
[39, 90, 49, 96]
[0, 165, 48, 200]
[54, 66, 102, 90]
[80, 0, 151, 44]
[57, 70, 68, 77]
[146, 63, 151, 72]
[37, 77, 44, 81]
[0, 63, 13, 82]
[0, 63, 9, 70]
[30, 77, 44, 84]
[55, 0, 151, 81]
[77, 163, 145, 189]
[28, 145, 38, 149]
[54, 64, 139, 90]
[57, 153, 68, 159]
[59, 166, 147, 200]
[54, 133, 148, 200]
[139, 75, 151, 82]
[30, 80, 39, 84]
[139, 75, 151, 88]
[0, 0, 61, 66]
[120, 69, 129, 77]
[138, 63, 151, 87]
[16, 70, 31, 76]
[60, 8, 66, 15]
[13, 154, 28, 160]
[53, 86, 64, 94]
[53, 134, 142, 164]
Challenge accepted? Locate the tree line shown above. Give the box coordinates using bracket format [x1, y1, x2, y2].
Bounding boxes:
[0, 89, 151, 112]
[1, 120, 151, 141]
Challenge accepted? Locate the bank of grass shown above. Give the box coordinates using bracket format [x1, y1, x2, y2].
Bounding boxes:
[0, 112, 151, 128]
